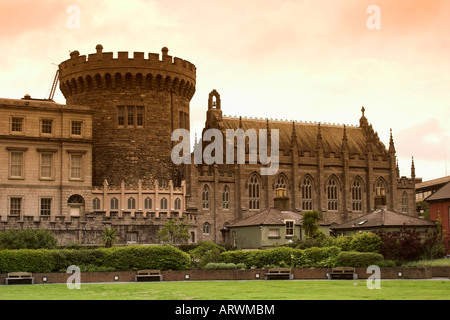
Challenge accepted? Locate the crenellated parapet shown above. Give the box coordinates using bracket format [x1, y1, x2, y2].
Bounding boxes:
[59, 45, 196, 102]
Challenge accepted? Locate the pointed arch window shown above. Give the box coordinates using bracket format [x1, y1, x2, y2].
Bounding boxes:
[160, 197, 168, 210]
[249, 174, 260, 210]
[93, 198, 101, 211]
[376, 179, 386, 197]
[202, 185, 210, 209]
[327, 176, 339, 211]
[275, 174, 288, 196]
[402, 192, 408, 213]
[222, 185, 230, 210]
[203, 222, 211, 235]
[127, 197, 136, 210]
[175, 198, 181, 210]
[110, 197, 119, 211]
[351, 178, 363, 211]
[301, 176, 313, 211]
[144, 197, 152, 210]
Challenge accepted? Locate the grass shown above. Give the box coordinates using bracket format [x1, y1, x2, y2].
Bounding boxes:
[0, 280, 449, 300]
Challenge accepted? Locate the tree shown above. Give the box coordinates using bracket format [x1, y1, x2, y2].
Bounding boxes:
[0, 229, 58, 250]
[100, 226, 118, 248]
[158, 216, 191, 245]
[302, 210, 321, 238]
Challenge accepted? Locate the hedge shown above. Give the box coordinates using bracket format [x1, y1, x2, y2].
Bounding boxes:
[219, 247, 342, 268]
[336, 251, 384, 268]
[0, 245, 191, 273]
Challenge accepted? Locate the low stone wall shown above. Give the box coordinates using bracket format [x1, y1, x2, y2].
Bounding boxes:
[1, 266, 447, 285]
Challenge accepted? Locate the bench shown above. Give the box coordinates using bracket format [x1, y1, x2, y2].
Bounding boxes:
[328, 267, 358, 280]
[135, 269, 163, 282]
[265, 268, 293, 280]
[5, 272, 34, 285]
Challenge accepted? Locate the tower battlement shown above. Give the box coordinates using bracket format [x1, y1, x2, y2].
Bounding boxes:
[59, 45, 196, 102]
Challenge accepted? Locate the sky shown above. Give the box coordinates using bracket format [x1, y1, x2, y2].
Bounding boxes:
[0, 0, 449, 182]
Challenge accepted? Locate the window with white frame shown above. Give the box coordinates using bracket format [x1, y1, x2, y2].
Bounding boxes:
[70, 154, 82, 179]
[10, 197, 22, 216]
[285, 220, 294, 237]
[11, 117, 24, 133]
[10, 151, 24, 178]
[40, 198, 52, 216]
[40, 153, 54, 179]
[268, 228, 280, 238]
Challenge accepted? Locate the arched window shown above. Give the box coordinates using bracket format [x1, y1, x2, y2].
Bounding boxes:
[203, 222, 211, 235]
[301, 175, 313, 211]
[202, 185, 210, 209]
[222, 185, 230, 209]
[127, 197, 136, 210]
[93, 198, 101, 211]
[110, 197, 118, 211]
[376, 179, 386, 197]
[174, 198, 181, 210]
[351, 178, 363, 211]
[402, 192, 408, 213]
[144, 197, 152, 210]
[248, 174, 260, 210]
[327, 176, 338, 211]
[160, 197, 168, 210]
[68, 194, 84, 204]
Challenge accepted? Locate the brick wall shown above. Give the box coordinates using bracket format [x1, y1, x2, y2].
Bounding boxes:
[1, 267, 442, 285]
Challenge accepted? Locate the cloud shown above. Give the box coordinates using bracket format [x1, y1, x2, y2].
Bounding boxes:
[395, 118, 450, 161]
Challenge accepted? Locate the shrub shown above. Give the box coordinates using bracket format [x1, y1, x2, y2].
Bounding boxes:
[0, 249, 55, 273]
[203, 262, 246, 270]
[189, 241, 226, 268]
[0, 229, 57, 250]
[293, 246, 340, 268]
[0, 245, 191, 273]
[349, 232, 383, 253]
[336, 251, 384, 268]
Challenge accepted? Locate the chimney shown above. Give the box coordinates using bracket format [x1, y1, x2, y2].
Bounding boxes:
[274, 188, 289, 211]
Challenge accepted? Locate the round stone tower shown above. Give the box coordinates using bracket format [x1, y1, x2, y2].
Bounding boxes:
[58, 45, 196, 186]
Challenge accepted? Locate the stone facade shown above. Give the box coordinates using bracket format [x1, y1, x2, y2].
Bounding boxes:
[185, 90, 418, 243]
[0, 96, 93, 221]
[58, 45, 196, 186]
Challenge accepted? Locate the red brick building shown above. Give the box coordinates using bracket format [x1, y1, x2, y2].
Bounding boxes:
[426, 181, 450, 254]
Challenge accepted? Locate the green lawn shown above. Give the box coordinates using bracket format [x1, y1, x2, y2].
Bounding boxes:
[0, 280, 449, 300]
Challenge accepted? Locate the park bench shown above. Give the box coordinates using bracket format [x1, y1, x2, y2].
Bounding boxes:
[264, 268, 293, 280]
[5, 272, 34, 285]
[135, 269, 163, 282]
[328, 267, 358, 280]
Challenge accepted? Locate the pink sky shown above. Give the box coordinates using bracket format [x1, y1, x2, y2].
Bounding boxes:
[0, 0, 449, 181]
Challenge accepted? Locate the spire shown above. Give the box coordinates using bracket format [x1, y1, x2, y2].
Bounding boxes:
[341, 125, 349, 151]
[411, 156, 416, 179]
[359, 106, 368, 128]
[239, 116, 243, 129]
[389, 128, 396, 154]
[396, 158, 400, 178]
[316, 122, 324, 150]
[290, 121, 298, 149]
